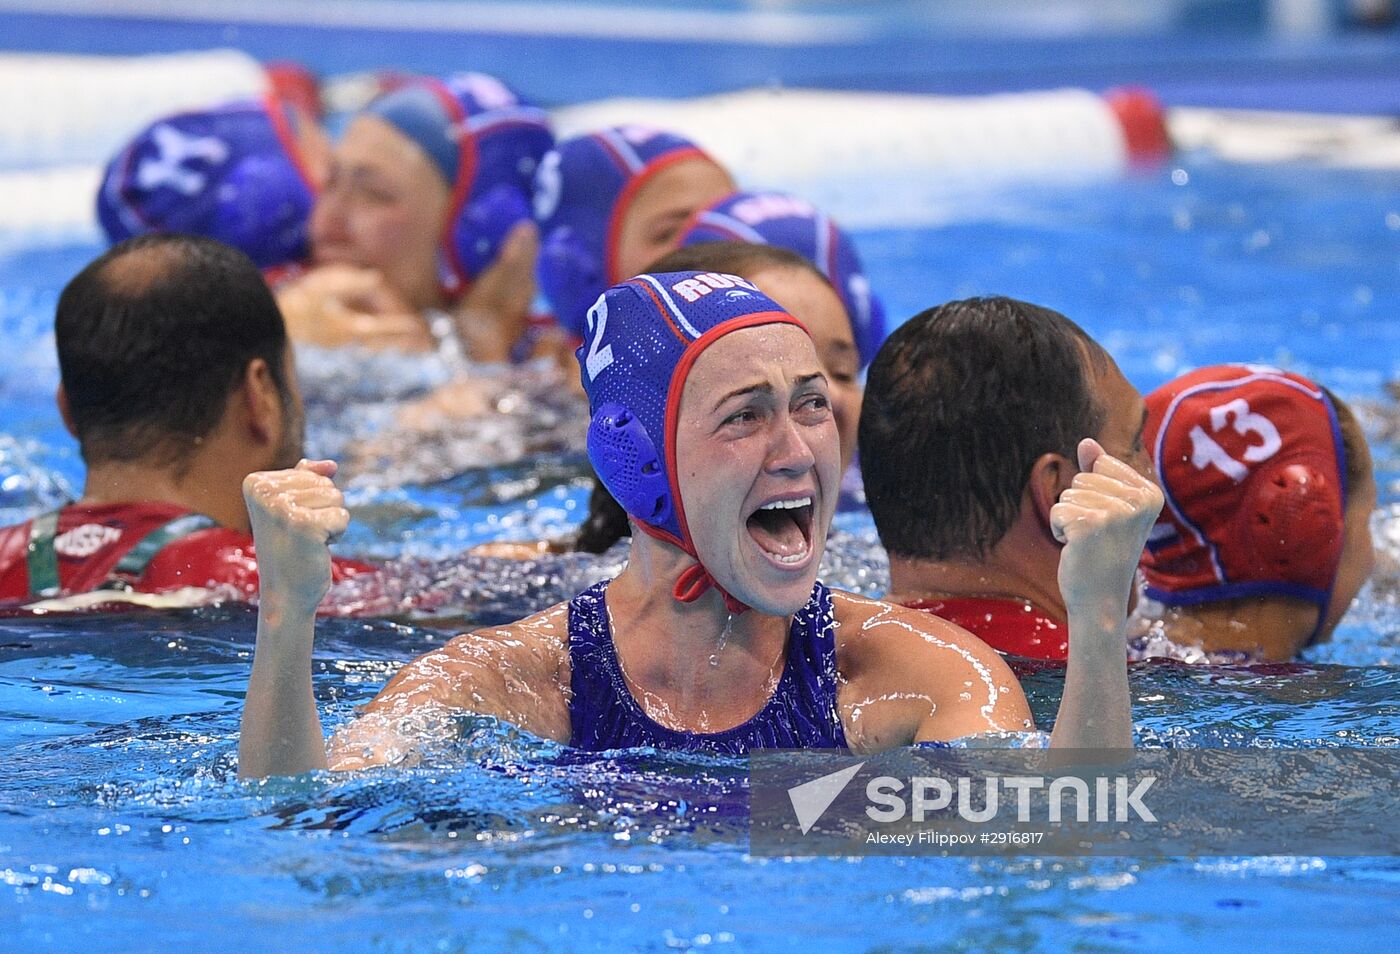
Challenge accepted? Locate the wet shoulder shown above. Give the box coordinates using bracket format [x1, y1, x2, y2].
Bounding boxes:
[442, 599, 573, 687]
[366, 600, 574, 744]
[830, 589, 1010, 678]
[828, 589, 1029, 750]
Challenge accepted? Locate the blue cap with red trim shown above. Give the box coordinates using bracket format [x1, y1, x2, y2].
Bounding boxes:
[534, 127, 717, 338]
[579, 269, 807, 611]
[97, 97, 314, 269]
[680, 190, 886, 368]
[365, 72, 554, 298]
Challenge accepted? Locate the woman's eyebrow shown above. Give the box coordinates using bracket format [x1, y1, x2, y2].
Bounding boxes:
[713, 381, 771, 411]
[712, 372, 828, 411]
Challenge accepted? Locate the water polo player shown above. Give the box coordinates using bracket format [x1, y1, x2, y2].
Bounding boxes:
[97, 95, 329, 271]
[238, 271, 1161, 777]
[280, 72, 553, 358]
[534, 126, 735, 338]
[563, 191, 885, 556]
[1138, 364, 1376, 660]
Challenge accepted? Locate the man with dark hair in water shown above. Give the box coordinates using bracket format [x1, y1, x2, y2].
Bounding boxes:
[859, 296, 1153, 662]
[0, 234, 366, 602]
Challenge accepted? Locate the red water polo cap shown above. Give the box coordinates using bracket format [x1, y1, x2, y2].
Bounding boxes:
[1142, 364, 1347, 615]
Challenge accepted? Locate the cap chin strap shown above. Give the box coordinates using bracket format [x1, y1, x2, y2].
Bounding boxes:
[674, 561, 750, 615]
[635, 520, 750, 614]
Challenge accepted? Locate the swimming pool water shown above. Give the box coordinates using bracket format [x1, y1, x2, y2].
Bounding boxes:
[2, 145, 1399, 950]
[3, 3, 1400, 946]
[2, 609, 1398, 952]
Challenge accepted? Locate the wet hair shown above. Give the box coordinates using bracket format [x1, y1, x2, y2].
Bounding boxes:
[570, 241, 835, 554]
[574, 478, 631, 554]
[1323, 387, 1370, 491]
[859, 296, 1108, 561]
[55, 233, 291, 469]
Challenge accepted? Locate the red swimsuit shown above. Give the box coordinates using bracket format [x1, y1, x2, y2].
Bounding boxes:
[902, 596, 1068, 661]
[0, 501, 370, 603]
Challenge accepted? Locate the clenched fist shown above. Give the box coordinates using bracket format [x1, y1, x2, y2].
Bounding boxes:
[1051, 438, 1164, 624]
[243, 459, 351, 616]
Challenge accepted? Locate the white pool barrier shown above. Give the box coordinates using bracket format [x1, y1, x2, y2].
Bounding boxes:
[553, 86, 1164, 227]
[0, 51, 1170, 236]
[0, 49, 268, 168]
[13, 51, 1400, 237]
[0, 165, 102, 243]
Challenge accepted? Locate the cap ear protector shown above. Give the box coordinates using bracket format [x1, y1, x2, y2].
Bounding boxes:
[438, 123, 553, 298]
[444, 183, 532, 291]
[441, 102, 553, 296]
[538, 225, 602, 339]
[213, 148, 315, 267]
[587, 402, 672, 527]
[1243, 461, 1345, 586]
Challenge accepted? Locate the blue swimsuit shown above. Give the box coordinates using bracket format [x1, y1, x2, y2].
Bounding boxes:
[567, 580, 848, 754]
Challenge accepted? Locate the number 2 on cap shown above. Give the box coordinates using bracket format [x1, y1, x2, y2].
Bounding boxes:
[584, 297, 615, 381]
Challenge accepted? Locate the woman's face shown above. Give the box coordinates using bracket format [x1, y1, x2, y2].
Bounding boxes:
[748, 266, 862, 475]
[673, 324, 841, 616]
[308, 115, 451, 311]
[612, 157, 734, 282]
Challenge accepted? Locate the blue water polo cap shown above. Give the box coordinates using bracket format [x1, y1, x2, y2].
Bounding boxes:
[366, 72, 554, 298]
[579, 269, 809, 612]
[535, 127, 716, 338]
[680, 190, 887, 368]
[97, 96, 315, 269]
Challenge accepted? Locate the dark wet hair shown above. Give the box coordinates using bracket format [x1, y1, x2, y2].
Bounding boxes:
[574, 478, 631, 554]
[1322, 387, 1370, 490]
[571, 241, 833, 554]
[858, 296, 1107, 561]
[56, 233, 291, 469]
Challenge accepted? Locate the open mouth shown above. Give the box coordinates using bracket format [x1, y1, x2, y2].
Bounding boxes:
[745, 496, 815, 566]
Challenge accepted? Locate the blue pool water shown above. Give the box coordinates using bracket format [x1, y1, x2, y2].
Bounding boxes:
[2, 147, 1398, 954]
[4, 3, 1400, 950]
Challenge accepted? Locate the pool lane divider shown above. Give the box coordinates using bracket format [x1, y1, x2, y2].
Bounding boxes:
[2, 51, 1398, 238]
[0, 0, 873, 45]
